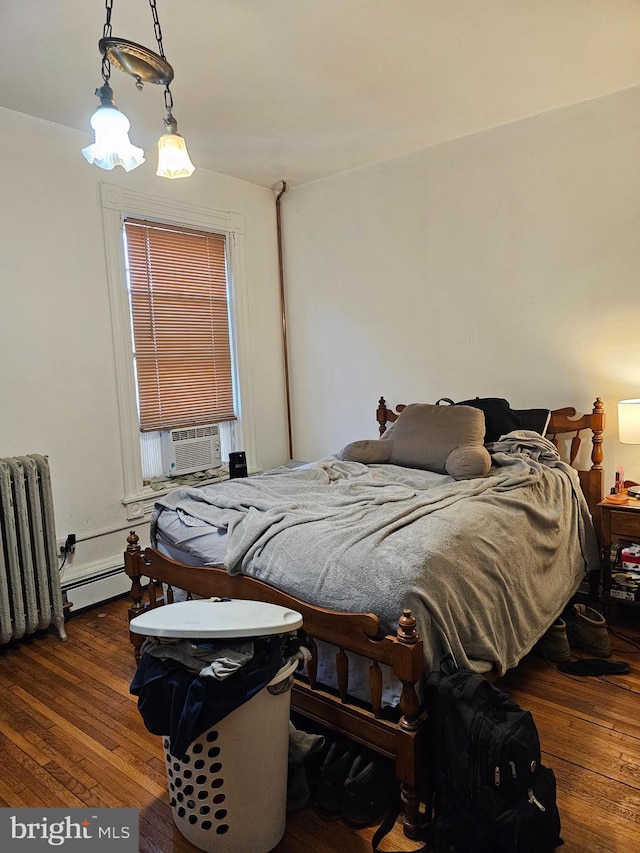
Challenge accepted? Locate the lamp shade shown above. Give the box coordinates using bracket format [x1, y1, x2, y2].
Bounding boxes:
[82, 106, 145, 172]
[156, 131, 195, 179]
[618, 399, 640, 444]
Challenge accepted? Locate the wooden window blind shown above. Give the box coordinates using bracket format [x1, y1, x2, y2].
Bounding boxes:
[124, 218, 235, 432]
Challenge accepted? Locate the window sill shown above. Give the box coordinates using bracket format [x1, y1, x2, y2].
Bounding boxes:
[121, 467, 262, 522]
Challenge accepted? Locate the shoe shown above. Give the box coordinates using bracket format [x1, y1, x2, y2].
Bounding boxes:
[342, 752, 398, 828]
[567, 603, 612, 658]
[533, 619, 571, 662]
[314, 739, 358, 817]
[557, 659, 630, 676]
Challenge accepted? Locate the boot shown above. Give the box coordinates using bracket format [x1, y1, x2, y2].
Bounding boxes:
[567, 603, 612, 658]
[342, 751, 398, 827]
[533, 618, 571, 663]
[313, 739, 358, 817]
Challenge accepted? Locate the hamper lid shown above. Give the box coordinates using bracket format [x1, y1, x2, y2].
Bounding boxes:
[129, 598, 303, 639]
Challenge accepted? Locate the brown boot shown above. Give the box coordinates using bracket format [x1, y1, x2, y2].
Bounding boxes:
[567, 603, 612, 658]
[533, 619, 571, 662]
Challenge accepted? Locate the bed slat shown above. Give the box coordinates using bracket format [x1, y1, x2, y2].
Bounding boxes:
[336, 648, 348, 702]
[370, 661, 383, 719]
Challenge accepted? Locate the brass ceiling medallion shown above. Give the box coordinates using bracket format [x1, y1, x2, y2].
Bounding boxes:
[99, 37, 174, 88]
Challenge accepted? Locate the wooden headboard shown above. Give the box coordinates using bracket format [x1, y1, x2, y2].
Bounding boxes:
[545, 399, 605, 521]
[375, 396, 605, 526]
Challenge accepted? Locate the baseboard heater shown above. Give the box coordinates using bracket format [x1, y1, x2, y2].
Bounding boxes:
[62, 566, 130, 613]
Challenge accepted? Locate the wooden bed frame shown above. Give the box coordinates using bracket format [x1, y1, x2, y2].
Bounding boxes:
[125, 396, 605, 839]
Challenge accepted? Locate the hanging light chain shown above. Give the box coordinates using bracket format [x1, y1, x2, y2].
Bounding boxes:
[149, 0, 174, 123]
[103, 0, 113, 38]
[164, 84, 174, 118]
[101, 0, 114, 83]
[149, 0, 166, 59]
[149, 0, 173, 118]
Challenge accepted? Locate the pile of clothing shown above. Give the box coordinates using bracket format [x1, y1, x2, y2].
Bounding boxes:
[130, 632, 305, 758]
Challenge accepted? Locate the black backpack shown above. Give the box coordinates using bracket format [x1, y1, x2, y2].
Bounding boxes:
[372, 665, 563, 853]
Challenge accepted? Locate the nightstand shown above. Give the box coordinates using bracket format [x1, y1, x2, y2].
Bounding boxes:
[598, 497, 640, 610]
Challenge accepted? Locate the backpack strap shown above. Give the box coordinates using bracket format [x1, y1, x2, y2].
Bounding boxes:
[370, 802, 428, 853]
[459, 671, 486, 703]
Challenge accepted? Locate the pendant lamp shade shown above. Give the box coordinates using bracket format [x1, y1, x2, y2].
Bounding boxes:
[156, 120, 195, 179]
[82, 102, 145, 172]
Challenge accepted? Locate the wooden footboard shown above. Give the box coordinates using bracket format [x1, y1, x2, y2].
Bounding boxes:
[124, 531, 427, 839]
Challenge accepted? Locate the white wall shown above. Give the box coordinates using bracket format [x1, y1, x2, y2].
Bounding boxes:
[281, 86, 640, 491]
[0, 107, 287, 604]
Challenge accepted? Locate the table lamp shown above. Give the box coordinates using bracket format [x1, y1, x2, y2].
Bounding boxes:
[618, 398, 640, 497]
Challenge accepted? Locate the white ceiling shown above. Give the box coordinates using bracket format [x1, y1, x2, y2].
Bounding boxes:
[3, 1, 640, 188]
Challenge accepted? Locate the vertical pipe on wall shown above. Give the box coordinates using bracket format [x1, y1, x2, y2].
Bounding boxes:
[275, 180, 293, 460]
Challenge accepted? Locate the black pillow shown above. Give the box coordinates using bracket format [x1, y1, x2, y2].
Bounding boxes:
[455, 398, 521, 443]
[512, 408, 551, 436]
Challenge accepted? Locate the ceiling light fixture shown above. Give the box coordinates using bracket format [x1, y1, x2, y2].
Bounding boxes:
[82, 0, 195, 179]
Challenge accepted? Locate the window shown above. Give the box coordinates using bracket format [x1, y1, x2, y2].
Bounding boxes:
[99, 183, 256, 521]
[123, 218, 235, 432]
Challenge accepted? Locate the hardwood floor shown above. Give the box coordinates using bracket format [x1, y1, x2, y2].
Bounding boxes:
[0, 596, 638, 852]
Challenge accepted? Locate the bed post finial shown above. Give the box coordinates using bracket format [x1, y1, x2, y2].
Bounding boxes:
[127, 530, 140, 553]
[397, 609, 418, 644]
[377, 396, 389, 436]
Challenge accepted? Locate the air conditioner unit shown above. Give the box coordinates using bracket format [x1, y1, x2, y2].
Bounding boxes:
[160, 424, 222, 477]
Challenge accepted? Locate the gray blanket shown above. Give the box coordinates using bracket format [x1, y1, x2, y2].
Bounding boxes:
[153, 434, 599, 675]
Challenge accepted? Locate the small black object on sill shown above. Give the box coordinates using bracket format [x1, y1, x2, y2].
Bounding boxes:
[229, 451, 248, 479]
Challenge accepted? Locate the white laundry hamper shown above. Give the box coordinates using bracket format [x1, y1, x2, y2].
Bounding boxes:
[130, 598, 303, 853]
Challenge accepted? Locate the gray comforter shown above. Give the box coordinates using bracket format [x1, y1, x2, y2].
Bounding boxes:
[152, 433, 599, 675]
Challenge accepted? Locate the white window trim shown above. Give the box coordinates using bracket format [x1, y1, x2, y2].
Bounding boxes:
[98, 182, 256, 522]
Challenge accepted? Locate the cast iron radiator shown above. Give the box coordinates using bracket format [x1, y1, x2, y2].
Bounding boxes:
[0, 455, 67, 644]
